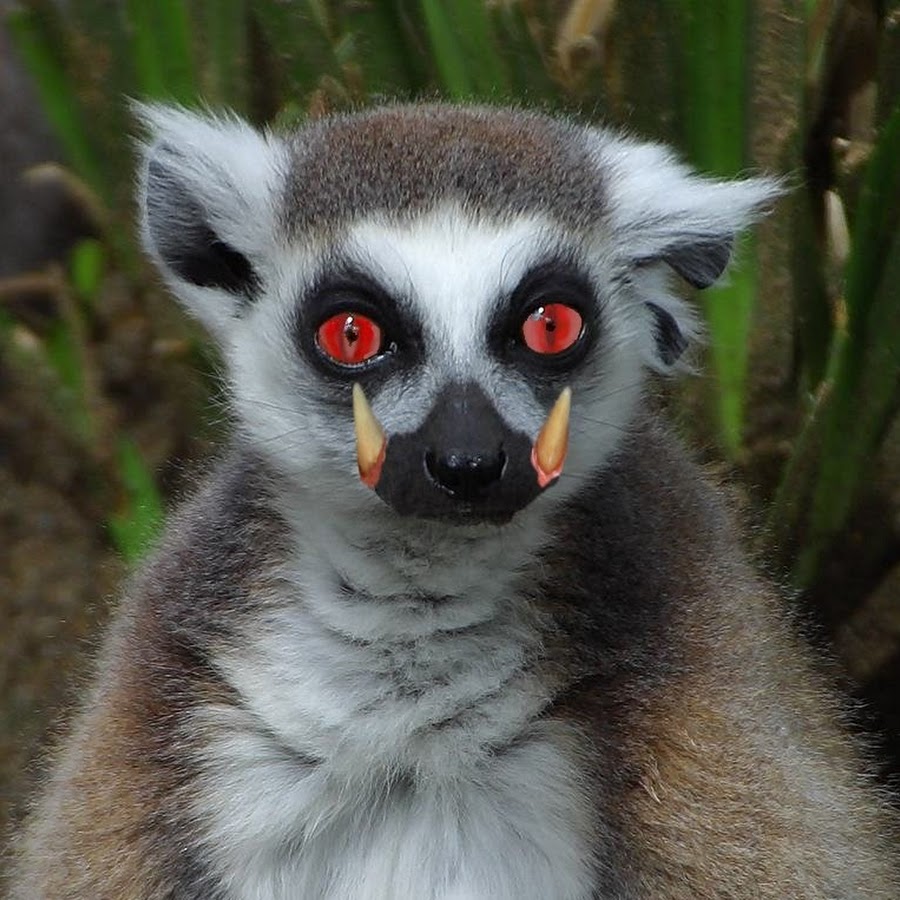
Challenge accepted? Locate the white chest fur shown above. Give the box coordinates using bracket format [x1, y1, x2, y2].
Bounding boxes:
[190, 547, 597, 899]
[194, 718, 595, 900]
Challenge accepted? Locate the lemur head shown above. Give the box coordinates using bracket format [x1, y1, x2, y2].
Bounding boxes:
[137, 103, 777, 527]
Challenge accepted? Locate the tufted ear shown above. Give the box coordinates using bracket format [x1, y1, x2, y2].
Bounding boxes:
[594, 133, 781, 287]
[591, 131, 783, 369]
[134, 103, 285, 339]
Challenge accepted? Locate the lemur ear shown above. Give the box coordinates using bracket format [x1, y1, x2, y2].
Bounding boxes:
[134, 103, 285, 338]
[651, 236, 734, 290]
[591, 131, 783, 370]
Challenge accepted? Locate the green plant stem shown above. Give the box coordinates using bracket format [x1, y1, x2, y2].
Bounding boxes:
[675, 0, 754, 457]
[6, 6, 107, 200]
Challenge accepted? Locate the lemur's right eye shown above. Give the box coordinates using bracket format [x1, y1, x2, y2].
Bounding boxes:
[522, 304, 584, 355]
[316, 312, 383, 366]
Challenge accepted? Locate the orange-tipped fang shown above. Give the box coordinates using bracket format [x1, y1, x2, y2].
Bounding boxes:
[352, 383, 387, 488]
[532, 387, 571, 488]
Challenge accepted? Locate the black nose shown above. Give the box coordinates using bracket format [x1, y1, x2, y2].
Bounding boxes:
[425, 448, 506, 499]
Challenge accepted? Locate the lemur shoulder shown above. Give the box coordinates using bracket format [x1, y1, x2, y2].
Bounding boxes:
[10, 103, 899, 899]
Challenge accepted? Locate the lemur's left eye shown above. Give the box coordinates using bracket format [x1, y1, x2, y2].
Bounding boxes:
[522, 304, 583, 355]
[317, 312, 383, 365]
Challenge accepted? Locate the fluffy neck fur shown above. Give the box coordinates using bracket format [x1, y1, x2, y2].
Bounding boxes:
[186, 447, 599, 899]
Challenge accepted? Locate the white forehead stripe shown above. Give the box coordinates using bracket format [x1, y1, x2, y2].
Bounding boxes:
[342, 207, 562, 369]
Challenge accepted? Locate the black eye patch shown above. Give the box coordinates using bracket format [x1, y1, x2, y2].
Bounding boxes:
[294, 264, 424, 388]
[487, 255, 600, 377]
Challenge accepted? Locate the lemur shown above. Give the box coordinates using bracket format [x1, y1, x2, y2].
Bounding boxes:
[9, 103, 899, 899]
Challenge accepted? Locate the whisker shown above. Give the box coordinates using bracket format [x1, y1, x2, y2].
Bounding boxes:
[249, 424, 315, 447]
[554, 470, 595, 485]
[571, 417, 633, 434]
[202, 413, 236, 430]
[591, 379, 646, 402]
[227, 396, 306, 415]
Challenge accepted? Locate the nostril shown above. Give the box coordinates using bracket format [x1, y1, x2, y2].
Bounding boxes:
[425, 448, 506, 498]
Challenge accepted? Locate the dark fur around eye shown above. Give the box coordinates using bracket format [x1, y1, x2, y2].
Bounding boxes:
[293, 265, 424, 389]
[487, 256, 600, 377]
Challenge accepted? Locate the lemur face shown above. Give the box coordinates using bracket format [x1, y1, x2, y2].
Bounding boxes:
[138, 104, 778, 527]
[288, 212, 612, 524]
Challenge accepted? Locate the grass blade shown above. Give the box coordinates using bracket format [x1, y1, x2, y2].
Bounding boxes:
[125, 0, 197, 102]
[251, 2, 338, 104]
[491, 2, 557, 102]
[773, 104, 900, 586]
[200, 0, 248, 109]
[342, 1, 424, 96]
[6, 6, 107, 199]
[108, 438, 165, 562]
[792, 106, 900, 584]
[419, 0, 475, 98]
[673, 0, 754, 457]
[419, 0, 511, 99]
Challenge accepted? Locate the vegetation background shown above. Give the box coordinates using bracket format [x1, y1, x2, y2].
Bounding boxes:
[1, 0, 899, 865]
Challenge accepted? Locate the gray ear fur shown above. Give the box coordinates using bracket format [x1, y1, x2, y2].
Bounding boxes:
[144, 154, 260, 298]
[593, 132, 781, 283]
[134, 103, 285, 338]
[591, 130, 783, 370]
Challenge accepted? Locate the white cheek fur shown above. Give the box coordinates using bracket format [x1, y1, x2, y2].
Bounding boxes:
[226, 207, 654, 503]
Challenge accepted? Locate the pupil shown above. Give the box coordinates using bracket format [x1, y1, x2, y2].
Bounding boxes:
[344, 317, 359, 345]
[545, 318, 556, 333]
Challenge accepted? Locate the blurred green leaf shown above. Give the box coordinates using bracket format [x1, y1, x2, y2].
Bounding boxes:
[107, 439, 165, 562]
[44, 320, 82, 398]
[6, 5, 107, 199]
[419, 0, 475, 97]
[125, 0, 197, 102]
[488, 2, 556, 102]
[790, 186, 833, 390]
[43, 319, 93, 441]
[342, 1, 424, 95]
[673, 0, 754, 457]
[702, 260, 756, 456]
[69, 240, 105, 307]
[251, 2, 338, 103]
[789, 105, 900, 585]
[200, 0, 248, 109]
[420, 0, 510, 99]
[843, 106, 900, 333]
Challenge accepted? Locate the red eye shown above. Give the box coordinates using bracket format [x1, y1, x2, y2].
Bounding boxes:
[522, 303, 583, 355]
[316, 312, 383, 365]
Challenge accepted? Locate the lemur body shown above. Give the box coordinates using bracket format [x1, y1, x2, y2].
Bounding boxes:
[11, 105, 899, 898]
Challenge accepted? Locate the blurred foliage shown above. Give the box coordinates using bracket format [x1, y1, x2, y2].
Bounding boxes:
[770, 0, 900, 586]
[674, 1, 755, 458]
[2, 0, 899, 593]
